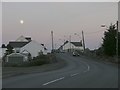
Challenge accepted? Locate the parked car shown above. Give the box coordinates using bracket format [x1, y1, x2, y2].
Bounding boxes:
[72, 51, 80, 56]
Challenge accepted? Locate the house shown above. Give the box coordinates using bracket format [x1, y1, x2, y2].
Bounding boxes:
[58, 40, 84, 52]
[4, 35, 48, 62]
[20, 40, 47, 58]
[9, 41, 29, 53]
[1, 47, 7, 58]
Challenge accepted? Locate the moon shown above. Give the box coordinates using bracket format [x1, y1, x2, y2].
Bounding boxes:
[20, 20, 24, 24]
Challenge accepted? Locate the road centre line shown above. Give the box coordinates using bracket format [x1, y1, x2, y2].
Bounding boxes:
[42, 77, 65, 86]
[80, 61, 90, 72]
[83, 64, 90, 72]
[42, 60, 90, 86]
[70, 73, 79, 77]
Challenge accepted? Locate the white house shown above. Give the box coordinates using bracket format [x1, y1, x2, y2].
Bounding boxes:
[0, 48, 7, 58]
[20, 40, 47, 58]
[7, 36, 47, 59]
[59, 41, 84, 52]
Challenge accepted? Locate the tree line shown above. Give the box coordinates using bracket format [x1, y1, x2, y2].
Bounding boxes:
[97, 23, 120, 57]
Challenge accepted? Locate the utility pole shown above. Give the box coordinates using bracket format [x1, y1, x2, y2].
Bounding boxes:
[82, 30, 85, 51]
[69, 35, 71, 52]
[51, 31, 54, 52]
[55, 43, 57, 50]
[116, 21, 118, 62]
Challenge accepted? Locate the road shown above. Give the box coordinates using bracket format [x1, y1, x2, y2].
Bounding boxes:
[3, 53, 118, 88]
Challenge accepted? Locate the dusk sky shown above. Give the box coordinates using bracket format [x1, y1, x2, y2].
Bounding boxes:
[2, 2, 118, 51]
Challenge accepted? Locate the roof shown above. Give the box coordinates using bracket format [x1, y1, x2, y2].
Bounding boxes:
[71, 42, 82, 47]
[58, 41, 68, 49]
[16, 35, 29, 42]
[58, 41, 82, 50]
[25, 37, 31, 42]
[9, 42, 29, 48]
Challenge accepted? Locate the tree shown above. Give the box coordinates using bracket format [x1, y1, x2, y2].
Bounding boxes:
[28, 53, 32, 61]
[118, 32, 120, 56]
[1, 44, 6, 48]
[6, 44, 13, 54]
[102, 24, 120, 56]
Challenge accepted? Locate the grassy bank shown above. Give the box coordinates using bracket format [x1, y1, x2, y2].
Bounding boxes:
[2, 54, 67, 78]
[82, 52, 119, 64]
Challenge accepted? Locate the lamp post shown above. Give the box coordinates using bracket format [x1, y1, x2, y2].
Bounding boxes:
[101, 21, 119, 62]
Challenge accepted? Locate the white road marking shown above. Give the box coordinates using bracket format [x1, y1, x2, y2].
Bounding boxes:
[80, 61, 90, 72]
[43, 59, 90, 86]
[42, 77, 65, 86]
[70, 73, 79, 77]
[84, 64, 90, 72]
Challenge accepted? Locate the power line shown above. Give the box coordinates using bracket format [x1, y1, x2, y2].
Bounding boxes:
[84, 29, 105, 34]
[74, 29, 105, 36]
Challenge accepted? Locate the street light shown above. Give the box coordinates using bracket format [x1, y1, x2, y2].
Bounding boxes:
[101, 21, 119, 62]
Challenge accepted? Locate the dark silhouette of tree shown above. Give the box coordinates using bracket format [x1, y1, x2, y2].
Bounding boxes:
[6, 44, 13, 54]
[118, 32, 120, 56]
[102, 24, 120, 56]
[28, 53, 32, 61]
[1, 44, 6, 48]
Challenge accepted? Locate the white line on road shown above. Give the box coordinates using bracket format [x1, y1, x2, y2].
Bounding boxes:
[70, 73, 79, 77]
[80, 61, 90, 72]
[42, 77, 65, 86]
[84, 64, 90, 72]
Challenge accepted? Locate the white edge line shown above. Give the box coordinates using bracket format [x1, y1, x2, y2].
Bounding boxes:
[42, 77, 65, 86]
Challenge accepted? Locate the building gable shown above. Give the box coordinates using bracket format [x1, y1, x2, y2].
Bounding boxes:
[71, 42, 82, 47]
[9, 42, 29, 48]
[16, 35, 29, 42]
[20, 40, 44, 58]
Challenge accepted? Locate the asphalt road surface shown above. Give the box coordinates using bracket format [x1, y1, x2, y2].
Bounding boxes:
[3, 53, 118, 88]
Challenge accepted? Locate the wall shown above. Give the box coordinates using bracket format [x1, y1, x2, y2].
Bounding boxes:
[20, 40, 44, 58]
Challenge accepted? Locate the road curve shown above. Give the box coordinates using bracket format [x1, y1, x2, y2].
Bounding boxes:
[3, 53, 118, 88]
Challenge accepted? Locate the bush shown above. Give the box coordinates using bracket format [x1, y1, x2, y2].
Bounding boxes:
[3, 53, 57, 67]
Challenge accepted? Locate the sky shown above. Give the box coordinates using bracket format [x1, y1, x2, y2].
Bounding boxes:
[2, 2, 118, 51]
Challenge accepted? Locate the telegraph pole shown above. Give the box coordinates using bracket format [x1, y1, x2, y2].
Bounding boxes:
[82, 30, 85, 51]
[69, 35, 71, 52]
[51, 31, 54, 52]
